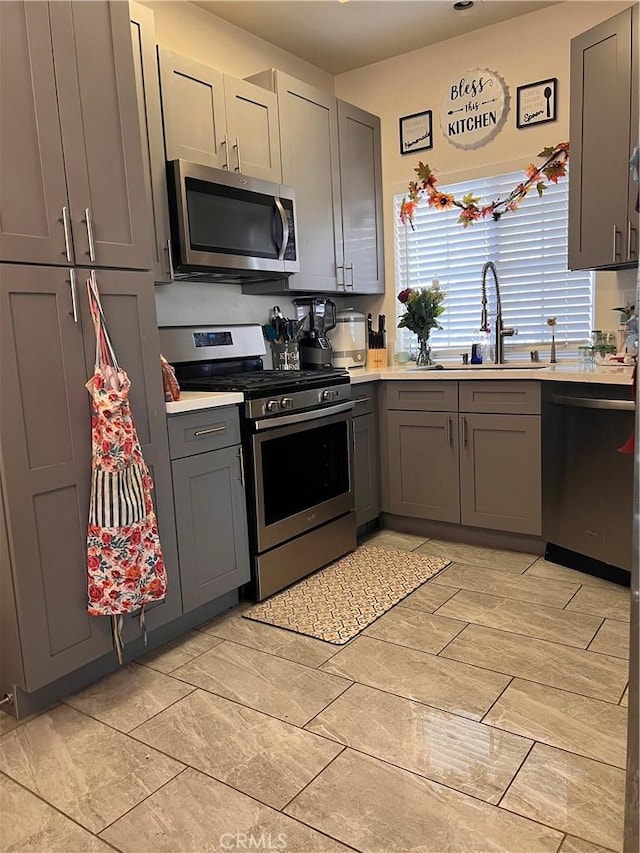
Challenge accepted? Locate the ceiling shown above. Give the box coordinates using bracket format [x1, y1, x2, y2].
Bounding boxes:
[193, 0, 559, 75]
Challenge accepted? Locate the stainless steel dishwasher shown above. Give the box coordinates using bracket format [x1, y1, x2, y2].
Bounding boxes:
[543, 381, 635, 575]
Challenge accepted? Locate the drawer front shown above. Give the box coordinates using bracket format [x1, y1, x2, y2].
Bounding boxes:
[168, 407, 241, 458]
[352, 382, 377, 417]
[459, 381, 541, 414]
[385, 381, 458, 412]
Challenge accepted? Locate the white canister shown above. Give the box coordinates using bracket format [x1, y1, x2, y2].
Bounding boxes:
[328, 309, 367, 368]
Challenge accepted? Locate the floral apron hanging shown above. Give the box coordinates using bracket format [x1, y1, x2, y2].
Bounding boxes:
[85, 275, 167, 661]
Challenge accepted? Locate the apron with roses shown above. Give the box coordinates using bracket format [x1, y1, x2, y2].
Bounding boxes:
[85, 275, 167, 661]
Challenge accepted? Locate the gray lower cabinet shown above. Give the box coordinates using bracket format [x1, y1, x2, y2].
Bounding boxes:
[168, 410, 250, 612]
[386, 410, 460, 523]
[0, 1, 151, 271]
[383, 381, 542, 536]
[352, 384, 381, 526]
[0, 264, 179, 694]
[459, 413, 542, 536]
[569, 5, 638, 270]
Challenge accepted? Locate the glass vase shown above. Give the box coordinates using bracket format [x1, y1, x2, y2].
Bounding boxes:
[415, 334, 433, 367]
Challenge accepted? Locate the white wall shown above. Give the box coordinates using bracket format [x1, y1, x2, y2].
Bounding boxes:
[141, 0, 333, 89]
[334, 0, 635, 353]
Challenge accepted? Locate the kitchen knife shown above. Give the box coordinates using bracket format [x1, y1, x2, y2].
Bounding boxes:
[367, 313, 373, 348]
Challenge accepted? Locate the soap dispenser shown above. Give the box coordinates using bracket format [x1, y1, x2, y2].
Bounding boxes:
[470, 330, 485, 364]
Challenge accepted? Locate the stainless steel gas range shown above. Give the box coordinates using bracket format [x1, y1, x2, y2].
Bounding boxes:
[159, 324, 357, 600]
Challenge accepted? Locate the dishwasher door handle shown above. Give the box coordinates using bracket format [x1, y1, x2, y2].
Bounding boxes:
[551, 394, 635, 411]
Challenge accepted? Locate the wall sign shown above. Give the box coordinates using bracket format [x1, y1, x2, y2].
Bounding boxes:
[399, 110, 433, 155]
[516, 78, 557, 128]
[440, 68, 510, 150]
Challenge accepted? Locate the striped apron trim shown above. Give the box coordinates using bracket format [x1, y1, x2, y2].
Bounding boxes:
[89, 464, 146, 527]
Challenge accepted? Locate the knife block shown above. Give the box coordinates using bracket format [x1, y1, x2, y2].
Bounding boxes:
[366, 347, 387, 369]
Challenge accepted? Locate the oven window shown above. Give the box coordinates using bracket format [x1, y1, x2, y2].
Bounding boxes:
[260, 420, 349, 526]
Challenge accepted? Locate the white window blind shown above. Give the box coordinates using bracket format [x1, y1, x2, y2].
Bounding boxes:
[394, 169, 593, 358]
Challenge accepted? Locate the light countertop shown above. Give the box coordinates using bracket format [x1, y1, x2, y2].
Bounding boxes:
[165, 391, 244, 414]
[165, 362, 635, 414]
[348, 362, 636, 386]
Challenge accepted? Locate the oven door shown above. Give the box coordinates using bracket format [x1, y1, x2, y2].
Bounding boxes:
[251, 404, 354, 553]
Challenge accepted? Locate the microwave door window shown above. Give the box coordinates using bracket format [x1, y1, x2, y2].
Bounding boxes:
[185, 178, 279, 259]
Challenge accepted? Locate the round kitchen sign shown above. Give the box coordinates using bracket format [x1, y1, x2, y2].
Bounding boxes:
[440, 68, 510, 150]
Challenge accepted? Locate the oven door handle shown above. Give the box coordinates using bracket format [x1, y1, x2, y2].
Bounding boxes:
[254, 400, 354, 431]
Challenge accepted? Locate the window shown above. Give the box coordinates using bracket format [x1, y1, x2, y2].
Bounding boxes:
[394, 169, 593, 358]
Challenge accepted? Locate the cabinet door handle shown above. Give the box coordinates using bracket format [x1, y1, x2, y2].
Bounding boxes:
[166, 238, 175, 280]
[69, 268, 79, 323]
[345, 263, 354, 289]
[462, 416, 468, 446]
[446, 414, 452, 446]
[61, 206, 72, 262]
[193, 425, 226, 437]
[612, 225, 621, 262]
[220, 134, 229, 169]
[336, 264, 346, 289]
[238, 445, 245, 487]
[627, 221, 636, 261]
[83, 207, 96, 263]
[233, 137, 242, 173]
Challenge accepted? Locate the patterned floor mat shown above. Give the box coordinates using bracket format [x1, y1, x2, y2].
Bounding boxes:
[243, 545, 450, 644]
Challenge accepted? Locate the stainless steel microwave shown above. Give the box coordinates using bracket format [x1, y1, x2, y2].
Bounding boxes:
[166, 160, 299, 282]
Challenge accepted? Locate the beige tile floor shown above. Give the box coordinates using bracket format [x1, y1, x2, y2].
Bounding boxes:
[0, 532, 631, 853]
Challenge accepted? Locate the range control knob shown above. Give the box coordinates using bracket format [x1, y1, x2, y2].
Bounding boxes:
[321, 389, 334, 402]
[265, 400, 280, 413]
[280, 397, 294, 410]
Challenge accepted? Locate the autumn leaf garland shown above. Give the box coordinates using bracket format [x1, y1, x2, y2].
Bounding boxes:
[400, 142, 570, 228]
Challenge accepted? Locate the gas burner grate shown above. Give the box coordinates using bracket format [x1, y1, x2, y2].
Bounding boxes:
[179, 368, 349, 397]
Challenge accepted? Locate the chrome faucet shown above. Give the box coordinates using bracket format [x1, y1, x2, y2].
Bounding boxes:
[480, 261, 517, 364]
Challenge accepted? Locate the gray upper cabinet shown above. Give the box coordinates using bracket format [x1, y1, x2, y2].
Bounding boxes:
[265, 71, 343, 292]
[159, 50, 281, 182]
[0, 2, 70, 267]
[245, 70, 384, 294]
[569, 6, 638, 270]
[130, 1, 172, 282]
[224, 76, 282, 181]
[0, 1, 151, 271]
[338, 101, 384, 294]
[159, 50, 227, 168]
[0, 265, 180, 694]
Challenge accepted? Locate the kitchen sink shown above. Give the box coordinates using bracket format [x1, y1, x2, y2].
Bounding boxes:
[403, 362, 550, 371]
